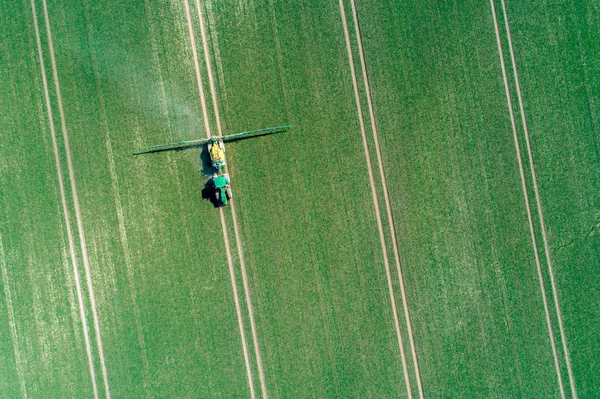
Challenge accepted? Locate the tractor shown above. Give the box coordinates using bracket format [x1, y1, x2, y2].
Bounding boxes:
[212, 173, 232, 207]
[133, 125, 290, 207]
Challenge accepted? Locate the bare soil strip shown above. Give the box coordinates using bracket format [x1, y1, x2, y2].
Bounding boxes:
[347, 1, 425, 396]
[183, 1, 257, 398]
[0, 236, 28, 398]
[195, 0, 224, 138]
[228, 202, 267, 399]
[194, 2, 270, 397]
[29, 1, 100, 396]
[219, 209, 257, 399]
[40, 0, 112, 396]
[499, 2, 578, 396]
[489, 2, 566, 397]
[338, 1, 413, 396]
[183, 0, 213, 138]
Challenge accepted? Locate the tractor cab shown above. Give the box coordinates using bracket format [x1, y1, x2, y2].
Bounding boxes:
[212, 173, 232, 207]
[208, 137, 226, 171]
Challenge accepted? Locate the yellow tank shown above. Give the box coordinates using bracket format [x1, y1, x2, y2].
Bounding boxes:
[208, 139, 226, 170]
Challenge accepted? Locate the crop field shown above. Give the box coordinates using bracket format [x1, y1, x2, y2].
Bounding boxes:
[0, 0, 598, 398]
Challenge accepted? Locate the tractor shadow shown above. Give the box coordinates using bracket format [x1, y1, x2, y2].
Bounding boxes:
[199, 146, 221, 208]
[201, 182, 221, 208]
[199, 146, 216, 176]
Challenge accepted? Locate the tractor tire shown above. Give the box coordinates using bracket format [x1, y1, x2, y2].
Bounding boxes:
[226, 188, 233, 200]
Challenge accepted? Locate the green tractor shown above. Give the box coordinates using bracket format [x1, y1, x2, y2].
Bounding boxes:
[212, 173, 232, 207]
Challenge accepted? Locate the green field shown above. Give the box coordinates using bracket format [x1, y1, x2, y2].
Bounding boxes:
[1, 0, 598, 398]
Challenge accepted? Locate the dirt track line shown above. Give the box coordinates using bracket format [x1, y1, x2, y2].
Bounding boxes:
[338, 1, 413, 396]
[0, 236, 28, 398]
[489, 2, 566, 397]
[195, 2, 269, 397]
[183, 0, 213, 138]
[183, 1, 257, 398]
[39, 0, 111, 396]
[499, 2, 578, 396]
[195, 0, 224, 138]
[219, 208, 257, 399]
[347, 1, 424, 396]
[29, 1, 100, 397]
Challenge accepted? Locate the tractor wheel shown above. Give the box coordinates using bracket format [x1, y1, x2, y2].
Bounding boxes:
[224, 174, 230, 184]
[226, 188, 233, 200]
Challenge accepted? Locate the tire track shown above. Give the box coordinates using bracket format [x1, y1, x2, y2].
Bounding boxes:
[489, 1, 566, 397]
[183, 0, 213, 139]
[194, 1, 269, 397]
[498, 2, 577, 397]
[338, 1, 413, 397]
[29, 0, 99, 396]
[183, 1, 257, 397]
[346, 1, 425, 396]
[38, 0, 111, 396]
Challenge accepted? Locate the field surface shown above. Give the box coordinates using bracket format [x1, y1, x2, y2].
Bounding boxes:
[0, 0, 597, 398]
